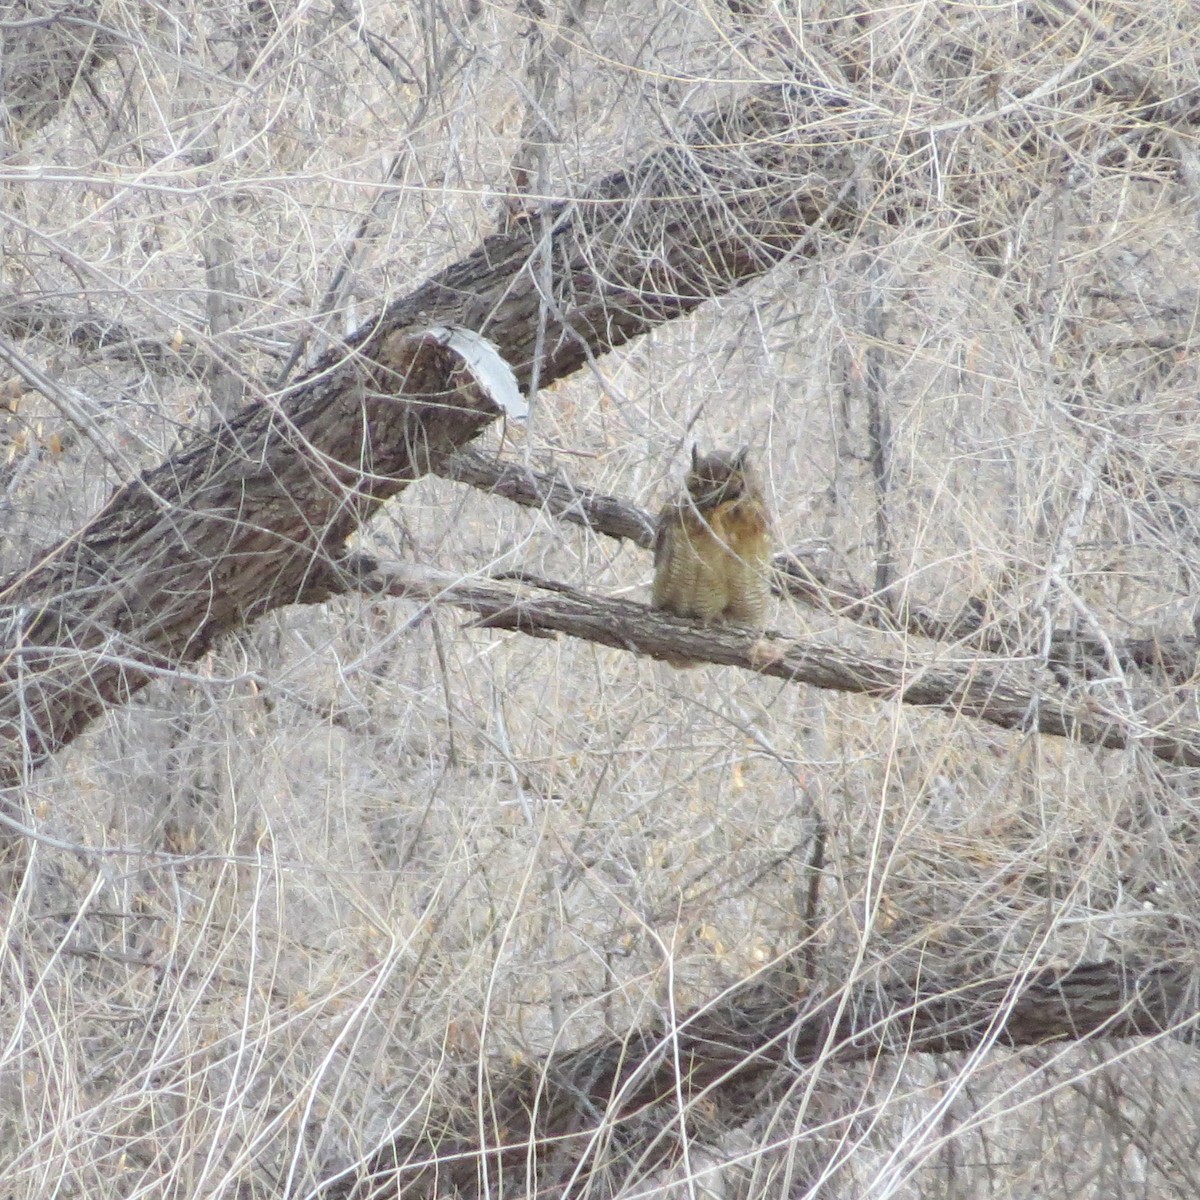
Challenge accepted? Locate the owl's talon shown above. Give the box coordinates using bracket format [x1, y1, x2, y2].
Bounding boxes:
[748, 637, 787, 670]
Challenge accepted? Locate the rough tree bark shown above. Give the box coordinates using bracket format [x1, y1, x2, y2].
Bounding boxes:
[348, 558, 1200, 768]
[321, 956, 1200, 1200]
[2, 32, 1199, 1200]
[0, 84, 855, 795]
[6, 63, 1195, 796]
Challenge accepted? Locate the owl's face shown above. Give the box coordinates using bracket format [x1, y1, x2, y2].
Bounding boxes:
[686, 447, 757, 507]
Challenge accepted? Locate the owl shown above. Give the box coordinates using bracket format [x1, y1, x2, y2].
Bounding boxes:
[651, 446, 772, 661]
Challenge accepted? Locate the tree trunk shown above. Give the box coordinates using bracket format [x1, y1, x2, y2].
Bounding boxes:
[0, 84, 855, 791]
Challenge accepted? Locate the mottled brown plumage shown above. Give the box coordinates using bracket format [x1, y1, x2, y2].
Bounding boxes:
[652, 447, 771, 663]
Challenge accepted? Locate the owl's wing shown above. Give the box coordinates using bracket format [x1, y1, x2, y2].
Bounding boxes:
[652, 505, 674, 569]
[652, 504, 690, 612]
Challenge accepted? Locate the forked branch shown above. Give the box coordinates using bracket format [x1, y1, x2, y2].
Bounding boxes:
[0, 84, 857, 791]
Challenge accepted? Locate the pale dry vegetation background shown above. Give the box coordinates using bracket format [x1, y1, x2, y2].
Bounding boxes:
[3, 0, 1200, 1196]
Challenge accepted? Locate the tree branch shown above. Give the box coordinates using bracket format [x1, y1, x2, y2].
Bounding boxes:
[341, 559, 1200, 768]
[440, 449, 1200, 684]
[0, 83, 856, 793]
[321, 955, 1200, 1199]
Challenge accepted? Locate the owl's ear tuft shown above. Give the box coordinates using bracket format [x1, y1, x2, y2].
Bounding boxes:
[691, 443, 701, 471]
[733, 445, 751, 468]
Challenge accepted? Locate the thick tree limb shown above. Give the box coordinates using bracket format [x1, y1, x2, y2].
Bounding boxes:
[321, 955, 1200, 1199]
[441, 449, 1200, 684]
[343, 560, 1200, 768]
[0, 84, 856, 791]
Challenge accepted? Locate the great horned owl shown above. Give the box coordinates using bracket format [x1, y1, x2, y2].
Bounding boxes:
[651, 446, 771, 661]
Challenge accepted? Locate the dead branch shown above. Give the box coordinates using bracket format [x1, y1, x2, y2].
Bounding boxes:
[341, 559, 1200, 768]
[441, 448, 659, 547]
[0, 83, 856, 797]
[321, 955, 1200, 1200]
[440, 449, 1200, 683]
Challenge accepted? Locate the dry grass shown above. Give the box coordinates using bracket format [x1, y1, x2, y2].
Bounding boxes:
[3, 0, 1200, 1196]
